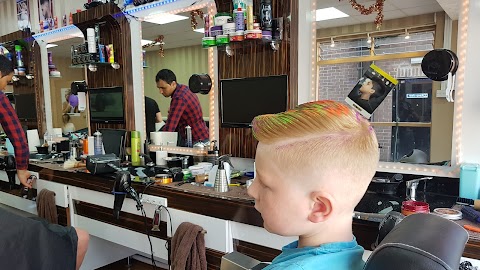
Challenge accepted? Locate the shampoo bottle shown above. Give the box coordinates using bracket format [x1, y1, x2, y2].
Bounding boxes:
[93, 130, 103, 155]
[131, 131, 141, 166]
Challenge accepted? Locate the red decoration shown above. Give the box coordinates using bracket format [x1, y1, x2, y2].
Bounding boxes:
[190, 9, 204, 30]
[340, 0, 385, 29]
[142, 35, 165, 57]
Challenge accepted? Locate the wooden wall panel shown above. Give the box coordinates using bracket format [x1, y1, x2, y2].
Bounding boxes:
[72, 3, 134, 133]
[215, 0, 297, 158]
[33, 42, 46, 134]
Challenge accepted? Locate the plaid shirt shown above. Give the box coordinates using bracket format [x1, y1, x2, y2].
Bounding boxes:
[0, 91, 29, 170]
[162, 84, 209, 143]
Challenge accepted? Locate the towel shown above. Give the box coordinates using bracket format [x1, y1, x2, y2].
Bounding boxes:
[171, 222, 207, 270]
[36, 189, 58, 224]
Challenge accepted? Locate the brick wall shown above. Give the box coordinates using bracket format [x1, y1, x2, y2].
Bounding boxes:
[317, 32, 434, 162]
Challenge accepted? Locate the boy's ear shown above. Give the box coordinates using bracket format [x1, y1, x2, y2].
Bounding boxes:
[308, 191, 332, 223]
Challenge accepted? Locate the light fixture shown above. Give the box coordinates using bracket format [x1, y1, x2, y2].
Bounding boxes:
[88, 64, 97, 72]
[111, 62, 120, 69]
[367, 33, 372, 44]
[46, 44, 58, 49]
[404, 29, 410, 40]
[316, 7, 349, 21]
[193, 28, 205, 33]
[330, 37, 335, 48]
[144, 13, 188, 25]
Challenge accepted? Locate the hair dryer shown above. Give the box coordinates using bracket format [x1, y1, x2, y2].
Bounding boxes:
[5, 155, 16, 190]
[112, 172, 126, 220]
[112, 170, 143, 219]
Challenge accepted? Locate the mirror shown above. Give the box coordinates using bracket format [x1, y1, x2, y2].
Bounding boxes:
[315, 1, 455, 169]
[141, 7, 210, 142]
[47, 37, 89, 134]
[0, 38, 39, 131]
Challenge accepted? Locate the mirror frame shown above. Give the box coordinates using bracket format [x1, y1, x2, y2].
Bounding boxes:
[130, 0, 219, 154]
[33, 25, 86, 133]
[310, 11, 465, 178]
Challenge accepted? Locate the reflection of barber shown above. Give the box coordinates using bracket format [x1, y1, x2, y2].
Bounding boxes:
[144, 96, 164, 140]
[155, 69, 208, 145]
[62, 114, 76, 134]
[354, 77, 385, 113]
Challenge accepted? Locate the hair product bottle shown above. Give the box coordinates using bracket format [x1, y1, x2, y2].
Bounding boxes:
[131, 131, 141, 166]
[93, 130, 103, 155]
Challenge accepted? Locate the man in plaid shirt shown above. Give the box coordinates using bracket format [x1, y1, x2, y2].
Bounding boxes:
[0, 55, 31, 188]
[156, 69, 209, 145]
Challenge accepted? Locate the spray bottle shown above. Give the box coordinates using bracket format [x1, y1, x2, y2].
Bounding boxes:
[214, 155, 234, 192]
[131, 131, 141, 166]
[93, 130, 103, 155]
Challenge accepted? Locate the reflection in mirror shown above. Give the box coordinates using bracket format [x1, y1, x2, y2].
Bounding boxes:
[142, 8, 209, 141]
[47, 37, 89, 134]
[318, 26, 453, 166]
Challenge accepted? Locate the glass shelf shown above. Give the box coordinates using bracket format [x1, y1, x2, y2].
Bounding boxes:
[70, 62, 120, 69]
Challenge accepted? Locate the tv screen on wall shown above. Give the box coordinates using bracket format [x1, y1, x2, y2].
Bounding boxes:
[14, 93, 37, 121]
[220, 75, 288, 128]
[88, 86, 125, 124]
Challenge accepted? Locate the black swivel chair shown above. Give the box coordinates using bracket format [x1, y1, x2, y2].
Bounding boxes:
[98, 129, 127, 161]
[364, 213, 469, 270]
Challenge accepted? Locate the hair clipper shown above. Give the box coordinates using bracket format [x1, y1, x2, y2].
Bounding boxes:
[22, 175, 37, 199]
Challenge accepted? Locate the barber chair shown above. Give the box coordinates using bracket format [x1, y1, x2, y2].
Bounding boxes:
[221, 213, 468, 270]
[364, 213, 468, 270]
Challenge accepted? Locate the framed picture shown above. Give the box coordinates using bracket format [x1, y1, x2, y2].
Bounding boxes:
[345, 64, 398, 119]
[37, 0, 53, 24]
[61, 88, 80, 116]
[16, 0, 31, 30]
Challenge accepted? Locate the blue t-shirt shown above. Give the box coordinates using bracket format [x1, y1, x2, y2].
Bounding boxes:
[263, 238, 365, 270]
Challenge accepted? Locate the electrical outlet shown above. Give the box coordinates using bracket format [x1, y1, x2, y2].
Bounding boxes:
[141, 194, 167, 207]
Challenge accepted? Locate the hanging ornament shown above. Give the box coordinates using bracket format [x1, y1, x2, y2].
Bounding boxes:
[340, 0, 385, 29]
[141, 35, 165, 57]
[190, 9, 204, 30]
[156, 35, 165, 57]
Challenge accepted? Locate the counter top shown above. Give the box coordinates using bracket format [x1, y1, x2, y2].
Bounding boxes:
[24, 162, 480, 260]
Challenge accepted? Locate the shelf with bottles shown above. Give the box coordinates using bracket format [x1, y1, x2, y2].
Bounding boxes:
[207, 36, 282, 52]
[69, 23, 120, 71]
[1, 40, 33, 77]
[200, 0, 284, 50]
[70, 61, 120, 70]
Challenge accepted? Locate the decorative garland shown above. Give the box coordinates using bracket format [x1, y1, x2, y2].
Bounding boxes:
[190, 9, 204, 30]
[341, 0, 385, 29]
[142, 35, 165, 57]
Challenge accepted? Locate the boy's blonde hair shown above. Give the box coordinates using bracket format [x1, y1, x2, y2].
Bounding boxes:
[252, 100, 379, 208]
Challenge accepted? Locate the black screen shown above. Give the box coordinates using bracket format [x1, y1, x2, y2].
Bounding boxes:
[220, 75, 288, 127]
[14, 93, 37, 120]
[88, 87, 125, 123]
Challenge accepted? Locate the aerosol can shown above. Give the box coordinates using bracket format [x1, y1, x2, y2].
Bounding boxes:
[214, 155, 233, 193]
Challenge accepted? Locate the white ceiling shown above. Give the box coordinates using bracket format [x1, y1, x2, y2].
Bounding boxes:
[142, 9, 206, 51]
[435, 0, 460, 20]
[316, 0, 451, 29]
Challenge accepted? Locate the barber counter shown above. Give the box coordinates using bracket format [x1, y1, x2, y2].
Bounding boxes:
[0, 163, 479, 269]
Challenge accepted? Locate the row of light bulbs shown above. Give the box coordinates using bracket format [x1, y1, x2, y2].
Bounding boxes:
[329, 28, 412, 48]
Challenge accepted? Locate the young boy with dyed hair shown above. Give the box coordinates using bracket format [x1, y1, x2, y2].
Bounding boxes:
[248, 100, 379, 270]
